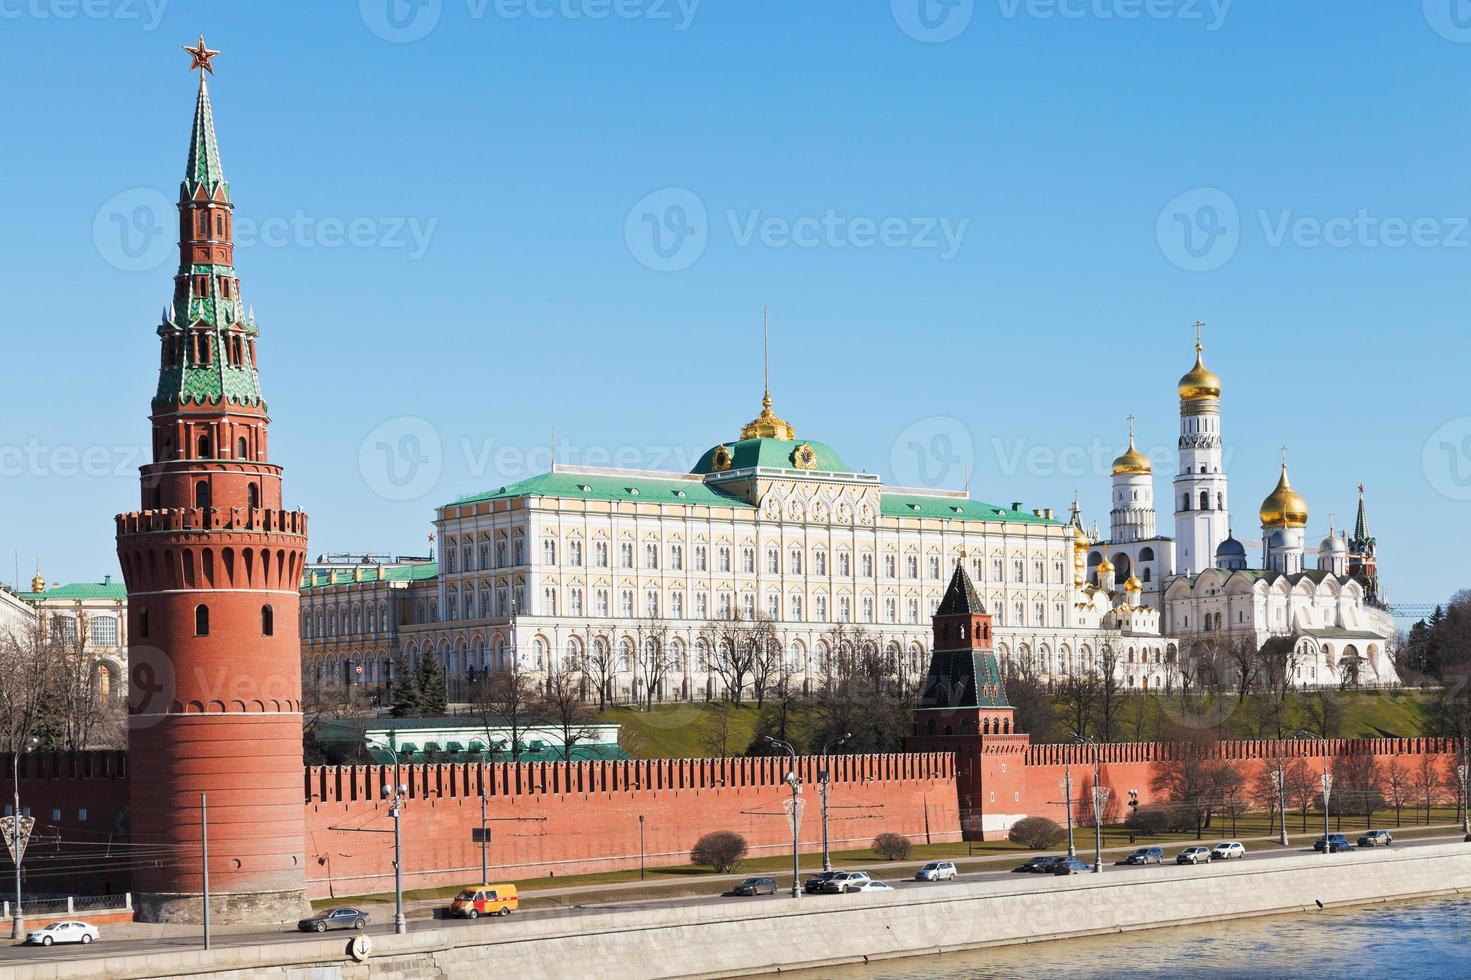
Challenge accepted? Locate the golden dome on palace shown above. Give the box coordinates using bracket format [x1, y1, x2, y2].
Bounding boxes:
[1178, 346, 1222, 401]
[1111, 434, 1152, 475]
[1124, 572, 1143, 593]
[1260, 464, 1309, 528]
[739, 391, 796, 441]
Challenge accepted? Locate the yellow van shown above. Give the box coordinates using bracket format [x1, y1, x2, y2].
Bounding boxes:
[449, 884, 519, 918]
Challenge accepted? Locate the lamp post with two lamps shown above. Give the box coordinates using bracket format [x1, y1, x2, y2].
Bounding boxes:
[1295, 730, 1332, 853]
[764, 737, 803, 898]
[817, 733, 851, 872]
[9, 735, 38, 941]
[1072, 732, 1105, 873]
[377, 744, 410, 934]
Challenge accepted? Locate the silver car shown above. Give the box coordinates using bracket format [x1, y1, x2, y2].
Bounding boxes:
[915, 861, 958, 882]
[820, 871, 872, 893]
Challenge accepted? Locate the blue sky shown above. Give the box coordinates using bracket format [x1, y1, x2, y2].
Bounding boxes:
[1, 1, 1468, 606]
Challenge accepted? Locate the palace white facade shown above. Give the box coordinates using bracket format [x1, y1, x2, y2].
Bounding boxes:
[302, 392, 1180, 701]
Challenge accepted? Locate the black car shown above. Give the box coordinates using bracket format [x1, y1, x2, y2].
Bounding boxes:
[1013, 856, 1064, 874]
[731, 876, 778, 896]
[803, 871, 843, 894]
[298, 907, 368, 932]
[1314, 834, 1352, 853]
[1118, 847, 1165, 866]
[1052, 856, 1093, 876]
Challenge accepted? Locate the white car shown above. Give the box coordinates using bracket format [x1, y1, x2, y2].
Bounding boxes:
[1210, 841, 1246, 861]
[915, 861, 958, 882]
[26, 921, 100, 946]
[820, 871, 872, 894]
[851, 879, 893, 893]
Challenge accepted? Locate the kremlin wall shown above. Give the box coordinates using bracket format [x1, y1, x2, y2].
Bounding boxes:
[4, 734, 1464, 908]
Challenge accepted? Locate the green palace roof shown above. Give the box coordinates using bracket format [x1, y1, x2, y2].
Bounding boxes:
[301, 562, 440, 591]
[20, 578, 128, 601]
[881, 494, 1062, 526]
[451, 471, 755, 510]
[691, 438, 849, 475]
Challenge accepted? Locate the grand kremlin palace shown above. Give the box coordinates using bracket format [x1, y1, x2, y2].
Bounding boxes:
[300, 390, 1177, 702]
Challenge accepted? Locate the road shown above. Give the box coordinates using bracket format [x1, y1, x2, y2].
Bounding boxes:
[2, 832, 1461, 968]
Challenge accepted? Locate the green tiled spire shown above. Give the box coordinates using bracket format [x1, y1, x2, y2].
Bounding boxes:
[183, 75, 229, 202]
[153, 73, 262, 412]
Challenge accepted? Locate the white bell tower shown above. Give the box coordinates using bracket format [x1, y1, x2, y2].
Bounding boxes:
[1173, 323, 1230, 575]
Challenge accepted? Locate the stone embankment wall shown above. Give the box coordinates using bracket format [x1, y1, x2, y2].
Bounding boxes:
[10, 842, 1471, 980]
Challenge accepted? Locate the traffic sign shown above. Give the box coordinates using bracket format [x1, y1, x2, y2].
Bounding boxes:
[1, 814, 35, 865]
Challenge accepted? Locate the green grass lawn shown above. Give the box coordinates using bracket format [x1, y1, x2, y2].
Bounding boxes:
[596, 691, 1441, 761]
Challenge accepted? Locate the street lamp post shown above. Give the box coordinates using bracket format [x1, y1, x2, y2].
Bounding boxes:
[1072, 733, 1104, 873]
[379, 745, 409, 934]
[10, 736, 37, 941]
[638, 815, 646, 881]
[1270, 761, 1289, 846]
[1296, 731, 1332, 853]
[1457, 763, 1469, 839]
[764, 737, 802, 898]
[1062, 769, 1076, 858]
[818, 733, 851, 872]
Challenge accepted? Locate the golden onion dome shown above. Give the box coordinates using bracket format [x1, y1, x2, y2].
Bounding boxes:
[739, 390, 796, 441]
[1178, 345, 1222, 401]
[1260, 464, 1309, 528]
[1111, 432, 1152, 476]
[1097, 555, 1115, 573]
[1124, 570, 1143, 593]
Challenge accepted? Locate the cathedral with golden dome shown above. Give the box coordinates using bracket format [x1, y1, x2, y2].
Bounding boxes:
[1084, 327, 1394, 688]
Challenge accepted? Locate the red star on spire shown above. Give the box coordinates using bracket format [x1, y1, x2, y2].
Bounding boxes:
[182, 34, 220, 76]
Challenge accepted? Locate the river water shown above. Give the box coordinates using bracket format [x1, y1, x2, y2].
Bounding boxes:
[797, 894, 1471, 979]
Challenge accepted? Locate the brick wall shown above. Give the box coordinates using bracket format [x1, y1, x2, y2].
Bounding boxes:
[303, 754, 961, 899]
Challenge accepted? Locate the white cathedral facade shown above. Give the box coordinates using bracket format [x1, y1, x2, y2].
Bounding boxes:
[1086, 335, 1395, 689]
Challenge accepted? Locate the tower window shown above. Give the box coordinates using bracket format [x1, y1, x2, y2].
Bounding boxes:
[198, 435, 211, 458]
[247, 482, 260, 509]
[194, 480, 210, 509]
[237, 436, 248, 460]
[197, 213, 207, 236]
[194, 604, 210, 636]
[261, 605, 274, 636]
[1200, 490, 1210, 511]
[1182, 494, 1190, 511]
[139, 608, 149, 638]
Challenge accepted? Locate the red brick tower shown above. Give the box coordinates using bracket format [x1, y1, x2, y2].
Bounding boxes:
[115, 42, 310, 923]
[907, 559, 1025, 839]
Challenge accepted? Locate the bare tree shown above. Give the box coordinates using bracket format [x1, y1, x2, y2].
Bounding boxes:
[1410, 752, 1443, 826]
[1282, 757, 1318, 833]
[698, 701, 735, 757]
[584, 634, 617, 713]
[0, 623, 49, 754]
[1056, 669, 1100, 742]
[539, 658, 596, 761]
[1383, 758, 1412, 828]
[471, 661, 537, 762]
[706, 613, 758, 704]
[1301, 690, 1345, 740]
[1225, 635, 1259, 700]
[747, 617, 783, 708]
[1096, 645, 1123, 742]
[632, 618, 676, 711]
